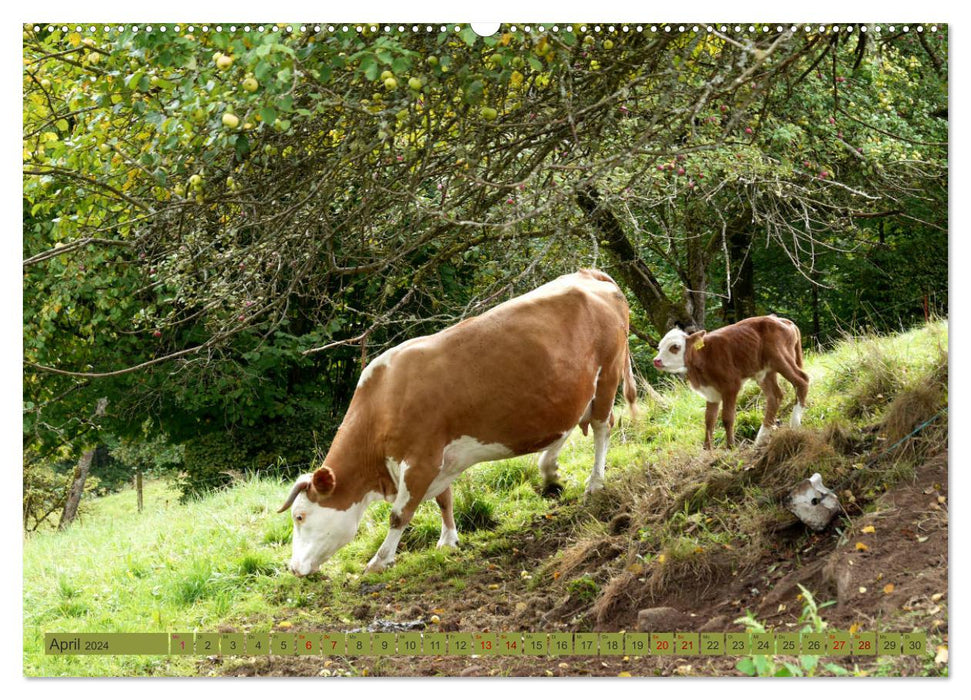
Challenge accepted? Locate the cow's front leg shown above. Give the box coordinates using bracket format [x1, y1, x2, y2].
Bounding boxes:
[364, 462, 434, 573]
[435, 487, 459, 548]
[704, 401, 720, 450]
[585, 419, 610, 495]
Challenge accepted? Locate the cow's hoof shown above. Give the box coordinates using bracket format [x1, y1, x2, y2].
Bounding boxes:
[541, 481, 563, 498]
[437, 529, 460, 548]
[363, 559, 391, 575]
[583, 482, 604, 497]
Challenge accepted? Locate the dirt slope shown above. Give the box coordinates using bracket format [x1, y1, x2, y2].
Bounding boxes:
[210, 447, 947, 678]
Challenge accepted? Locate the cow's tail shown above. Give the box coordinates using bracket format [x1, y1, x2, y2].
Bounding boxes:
[623, 346, 638, 419]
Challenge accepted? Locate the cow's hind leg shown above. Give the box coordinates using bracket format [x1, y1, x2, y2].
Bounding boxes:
[585, 419, 611, 495]
[585, 363, 622, 495]
[539, 431, 572, 497]
[756, 372, 784, 446]
[365, 460, 436, 573]
[435, 487, 459, 548]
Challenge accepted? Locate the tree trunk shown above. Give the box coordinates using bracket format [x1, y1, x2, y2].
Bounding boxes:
[136, 469, 144, 513]
[724, 227, 756, 323]
[575, 184, 698, 335]
[59, 448, 95, 530]
[685, 229, 709, 329]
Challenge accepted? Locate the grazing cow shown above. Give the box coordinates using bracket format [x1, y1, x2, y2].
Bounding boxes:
[652, 315, 809, 449]
[278, 269, 637, 576]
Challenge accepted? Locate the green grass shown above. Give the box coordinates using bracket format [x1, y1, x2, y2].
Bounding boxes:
[23, 320, 948, 677]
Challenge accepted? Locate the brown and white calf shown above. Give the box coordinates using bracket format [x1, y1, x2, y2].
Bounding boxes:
[652, 315, 809, 449]
[278, 270, 637, 576]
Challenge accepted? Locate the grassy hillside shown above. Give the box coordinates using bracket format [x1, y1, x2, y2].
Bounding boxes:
[23, 320, 948, 677]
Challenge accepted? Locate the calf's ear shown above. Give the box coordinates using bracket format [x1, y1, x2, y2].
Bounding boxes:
[310, 465, 337, 499]
[686, 330, 707, 351]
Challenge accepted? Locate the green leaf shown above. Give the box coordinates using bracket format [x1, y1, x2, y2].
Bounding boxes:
[459, 27, 478, 47]
[259, 106, 277, 125]
[735, 658, 756, 676]
[360, 56, 378, 81]
[234, 134, 250, 159]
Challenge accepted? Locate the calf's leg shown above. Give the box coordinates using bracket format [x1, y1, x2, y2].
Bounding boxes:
[435, 487, 459, 548]
[704, 401, 720, 450]
[777, 362, 810, 427]
[721, 391, 739, 448]
[756, 372, 784, 446]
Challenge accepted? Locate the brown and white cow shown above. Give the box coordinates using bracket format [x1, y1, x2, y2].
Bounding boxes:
[278, 270, 637, 576]
[652, 315, 809, 449]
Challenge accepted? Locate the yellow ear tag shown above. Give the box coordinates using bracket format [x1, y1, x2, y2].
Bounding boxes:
[694, 338, 705, 351]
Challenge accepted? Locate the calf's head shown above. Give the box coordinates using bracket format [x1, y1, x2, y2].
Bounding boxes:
[653, 328, 706, 373]
[277, 466, 363, 576]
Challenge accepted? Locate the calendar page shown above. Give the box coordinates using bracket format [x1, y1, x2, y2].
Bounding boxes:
[22, 16, 948, 680]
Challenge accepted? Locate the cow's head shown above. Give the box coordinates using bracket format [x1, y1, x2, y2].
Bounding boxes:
[653, 327, 705, 373]
[277, 466, 363, 576]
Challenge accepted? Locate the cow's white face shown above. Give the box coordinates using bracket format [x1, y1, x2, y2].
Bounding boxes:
[654, 328, 688, 373]
[287, 488, 365, 576]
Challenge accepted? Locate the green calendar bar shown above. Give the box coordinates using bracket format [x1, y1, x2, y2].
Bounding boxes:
[373, 633, 396, 655]
[776, 633, 800, 655]
[599, 633, 625, 656]
[169, 633, 194, 655]
[903, 632, 927, 656]
[751, 633, 775, 655]
[270, 633, 296, 655]
[548, 632, 573, 656]
[346, 632, 371, 655]
[726, 633, 751, 655]
[473, 632, 497, 655]
[449, 633, 474, 655]
[701, 632, 725, 656]
[248, 633, 270, 656]
[422, 633, 447, 656]
[45, 633, 169, 655]
[398, 632, 422, 655]
[625, 632, 650, 656]
[296, 632, 320, 655]
[650, 633, 674, 656]
[803, 633, 826, 655]
[828, 632, 852, 656]
[852, 632, 877, 656]
[196, 633, 221, 655]
[879, 633, 903, 655]
[574, 633, 598, 656]
[675, 632, 700, 656]
[523, 633, 548, 656]
[43, 630, 934, 657]
[221, 633, 245, 656]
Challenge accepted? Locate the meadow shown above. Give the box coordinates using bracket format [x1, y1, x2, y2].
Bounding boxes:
[24, 320, 948, 677]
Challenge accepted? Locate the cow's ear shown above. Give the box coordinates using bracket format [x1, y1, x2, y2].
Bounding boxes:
[686, 330, 707, 351]
[311, 465, 337, 499]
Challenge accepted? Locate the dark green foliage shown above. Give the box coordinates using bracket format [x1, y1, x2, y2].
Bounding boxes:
[401, 520, 441, 551]
[454, 488, 499, 532]
[179, 416, 335, 499]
